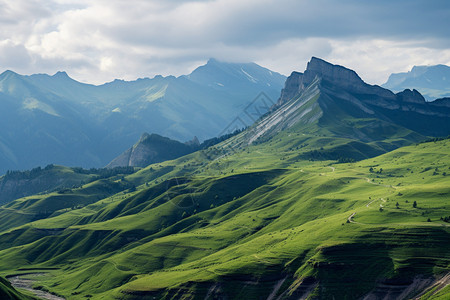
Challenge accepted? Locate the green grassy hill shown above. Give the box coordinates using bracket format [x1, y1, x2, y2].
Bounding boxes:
[0, 138, 448, 299]
[0, 164, 137, 205]
[0, 58, 449, 299]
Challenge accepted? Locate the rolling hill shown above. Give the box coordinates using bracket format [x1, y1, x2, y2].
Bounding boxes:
[0, 58, 448, 299]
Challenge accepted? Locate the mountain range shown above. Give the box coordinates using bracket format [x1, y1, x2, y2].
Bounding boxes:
[0, 57, 449, 300]
[383, 64, 450, 100]
[0, 59, 285, 174]
[106, 58, 450, 170]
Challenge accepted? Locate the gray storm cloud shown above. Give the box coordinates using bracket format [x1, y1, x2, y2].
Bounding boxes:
[0, 0, 449, 84]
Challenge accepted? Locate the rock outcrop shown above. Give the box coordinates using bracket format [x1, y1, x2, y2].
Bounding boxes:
[107, 133, 197, 168]
[277, 57, 396, 106]
[278, 71, 305, 105]
[396, 89, 426, 104]
[277, 57, 450, 116]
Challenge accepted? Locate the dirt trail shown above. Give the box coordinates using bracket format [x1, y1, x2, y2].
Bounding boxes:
[366, 198, 385, 208]
[348, 212, 356, 223]
[8, 273, 65, 300]
[363, 177, 395, 189]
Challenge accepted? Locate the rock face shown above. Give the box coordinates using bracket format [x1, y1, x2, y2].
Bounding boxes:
[396, 89, 426, 104]
[107, 133, 197, 168]
[261, 57, 450, 146]
[277, 57, 450, 116]
[304, 57, 363, 89]
[277, 57, 395, 106]
[278, 71, 305, 105]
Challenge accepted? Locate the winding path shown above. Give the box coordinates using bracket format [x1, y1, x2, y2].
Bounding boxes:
[348, 212, 356, 223]
[8, 273, 65, 300]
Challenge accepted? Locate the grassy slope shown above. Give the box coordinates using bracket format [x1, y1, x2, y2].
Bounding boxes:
[0, 138, 448, 299]
[0, 165, 99, 205]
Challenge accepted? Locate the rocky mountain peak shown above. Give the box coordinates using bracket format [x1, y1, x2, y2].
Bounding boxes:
[139, 132, 152, 142]
[304, 57, 364, 88]
[278, 71, 305, 105]
[277, 57, 396, 106]
[108, 132, 195, 168]
[0, 70, 20, 81]
[53, 71, 69, 77]
[185, 136, 200, 146]
[396, 89, 426, 104]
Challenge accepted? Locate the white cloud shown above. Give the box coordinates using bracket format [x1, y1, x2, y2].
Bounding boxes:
[0, 0, 449, 84]
[326, 39, 450, 84]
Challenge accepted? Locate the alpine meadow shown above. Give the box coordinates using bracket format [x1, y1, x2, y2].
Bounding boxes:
[0, 1, 449, 299]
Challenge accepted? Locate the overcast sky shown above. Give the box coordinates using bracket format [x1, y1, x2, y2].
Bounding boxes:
[0, 0, 449, 85]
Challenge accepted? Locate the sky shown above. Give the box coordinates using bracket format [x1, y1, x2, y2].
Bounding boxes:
[0, 0, 449, 85]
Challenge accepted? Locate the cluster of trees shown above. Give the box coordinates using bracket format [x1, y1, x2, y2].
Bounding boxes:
[72, 166, 136, 178]
[440, 216, 450, 223]
[200, 128, 245, 149]
[395, 200, 417, 209]
[369, 167, 383, 174]
[419, 135, 450, 144]
[302, 148, 355, 163]
[4, 165, 136, 181]
[3, 165, 55, 180]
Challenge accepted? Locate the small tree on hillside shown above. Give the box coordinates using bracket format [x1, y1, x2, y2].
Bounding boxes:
[413, 201, 417, 208]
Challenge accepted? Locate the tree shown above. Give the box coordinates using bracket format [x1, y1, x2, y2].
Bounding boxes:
[396, 202, 400, 209]
[413, 201, 417, 208]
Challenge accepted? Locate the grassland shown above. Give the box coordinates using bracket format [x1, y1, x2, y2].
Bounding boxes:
[0, 134, 448, 299]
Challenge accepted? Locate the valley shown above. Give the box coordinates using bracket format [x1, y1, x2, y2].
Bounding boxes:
[0, 136, 449, 299]
[0, 58, 449, 299]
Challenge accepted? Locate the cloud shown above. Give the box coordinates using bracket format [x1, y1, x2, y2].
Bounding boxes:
[0, 0, 449, 84]
[326, 39, 450, 84]
[0, 40, 32, 69]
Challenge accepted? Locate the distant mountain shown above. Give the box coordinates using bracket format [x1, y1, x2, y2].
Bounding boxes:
[107, 129, 245, 169]
[108, 58, 450, 169]
[0, 60, 285, 174]
[107, 133, 197, 168]
[383, 64, 450, 100]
